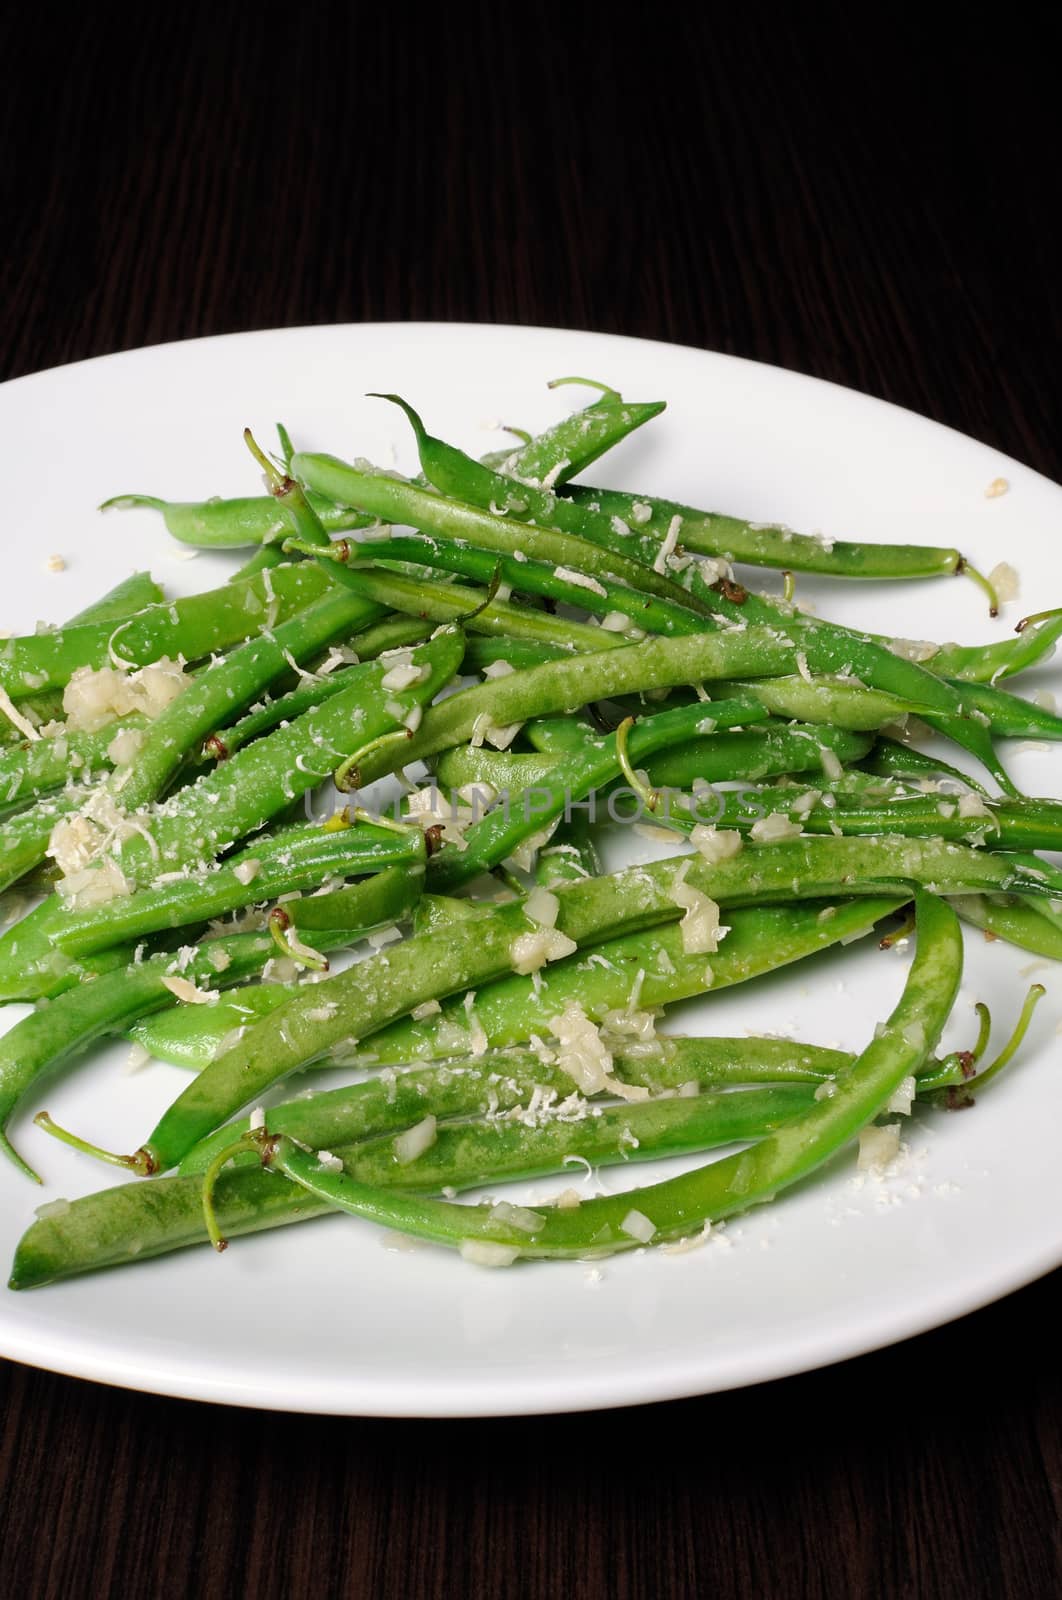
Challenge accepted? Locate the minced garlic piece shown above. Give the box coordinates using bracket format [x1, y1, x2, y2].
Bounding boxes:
[749, 813, 802, 843]
[857, 1122, 901, 1171]
[689, 825, 742, 864]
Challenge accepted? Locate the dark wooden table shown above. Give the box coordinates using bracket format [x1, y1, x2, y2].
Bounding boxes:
[3, 10, 1060, 1597]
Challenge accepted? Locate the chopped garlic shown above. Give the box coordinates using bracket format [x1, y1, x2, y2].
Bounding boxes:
[489, 1200, 544, 1233]
[668, 880, 728, 954]
[381, 661, 428, 691]
[620, 1208, 656, 1243]
[394, 1114, 437, 1166]
[750, 813, 803, 843]
[510, 926, 577, 974]
[988, 560, 1019, 602]
[459, 1240, 520, 1267]
[553, 565, 607, 598]
[55, 856, 132, 907]
[524, 887, 559, 927]
[547, 1001, 646, 1101]
[549, 1001, 615, 1094]
[690, 825, 742, 864]
[161, 975, 217, 1005]
[984, 477, 1009, 499]
[106, 725, 145, 766]
[887, 1075, 917, 1115]
[44, 554, 66, 572]
[411, 999, 442, 1021]
[819, 745, 844, 782]
[63, 656, 185, 732]
[957, 792, 991, 820]
[232, 858, 261, 886]
[857, 1122, 901, 1171]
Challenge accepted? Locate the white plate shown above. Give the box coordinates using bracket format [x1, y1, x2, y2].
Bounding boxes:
[0, 323, 1059, 1417]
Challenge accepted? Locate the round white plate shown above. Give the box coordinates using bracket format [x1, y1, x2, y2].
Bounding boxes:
[0, 323, 1059, 1416]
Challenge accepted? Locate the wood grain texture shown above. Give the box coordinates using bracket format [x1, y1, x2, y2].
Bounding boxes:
[1, 6, 1060, 1597]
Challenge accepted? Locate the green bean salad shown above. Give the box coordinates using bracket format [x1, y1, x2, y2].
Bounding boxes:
[3, 379, 1058, 1288]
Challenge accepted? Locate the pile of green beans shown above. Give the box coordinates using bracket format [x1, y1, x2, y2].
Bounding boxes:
[2, 380, 1058, 1291]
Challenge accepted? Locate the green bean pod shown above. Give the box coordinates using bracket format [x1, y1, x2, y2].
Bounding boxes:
[1, 867, 424, 1178]
[0, 715, 147, 806]
[0, 629, 463, 1000]
[427, 696, 770, 891]
[116, 834, 998, 1172]
[291, 450, 705, 618]
[246, 892, 961, 1259]
[53, 819, 426, 955]
[949, 893, 1062, 959]
[101, 490, 373, 547]
[486, 393, 665, 486]
[564, 483, 969, 581]
[350, 625, 810, 789]
[0, 565, 339, 698]
[131, 897, 902, 1073]
[329, 531, 705, 638]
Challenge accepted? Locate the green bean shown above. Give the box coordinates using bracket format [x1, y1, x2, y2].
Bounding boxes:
[929, 609, 1062, 683]
[93, 832, 1005, 1175]
[859, 736, 989, 795]
[348, 625, 811, 789]
[426, 697, 772, 893]
[102, 387, 657, 557]
[184, 1034, 858, 1170]
[66, 572, 166, 626]
[941, 678, 1062, 741]
[241, 891, 960, 1259]
[206, 615, 435, 761]
[53, 817, 426, 956]
[9, 1165, 333, 1287]
[114, 586, 387, 806]
[644, 779, 1062, 854]
[0, 574, 166, 745]
[101, 490, 373, 548]
[311, 530, 706, 638]
[0, 715, 147, 807]
[486, 390, 665, 487]
[396, 411, 1021, 787]
[462, 637, 566, 674]
[130, 897, 903, 1074]
[562, 483, 988, 589]
[291, 450, 706, 619]
[297, 561, 618, 654]
[78, 629, 462, 882]
[0, 1087, 814, 1284]
[0, 629, 462, 1000]
[344, 1086, 828, 1194]
[0, 577, 405, 947]
[7, 867, 423, 1178]
[950, 894, 1062, 960]
[0, 931, 277, 1181]
[128, 985, 293, 1068]
[0, 565, 333, 698]
[430, 727, 872, 800]
[691, 676, 925, 732]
